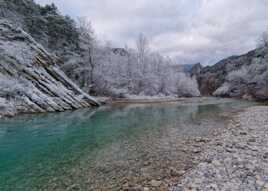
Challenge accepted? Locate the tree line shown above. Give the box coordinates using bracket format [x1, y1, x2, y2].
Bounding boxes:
[63, 18, 201, 98]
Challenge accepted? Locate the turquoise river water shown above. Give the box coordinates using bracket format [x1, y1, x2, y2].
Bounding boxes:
[0, 98, 259, 190]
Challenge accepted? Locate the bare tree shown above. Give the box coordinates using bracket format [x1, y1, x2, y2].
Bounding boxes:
[77, 17, 96, 90]
[64, 25, 201, 98]
[136, 33, 149, 74]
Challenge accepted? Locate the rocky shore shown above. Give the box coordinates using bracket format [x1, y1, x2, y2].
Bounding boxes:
[171, 106, 268, 191]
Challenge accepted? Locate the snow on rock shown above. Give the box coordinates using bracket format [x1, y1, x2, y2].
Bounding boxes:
[0, 19, 100, 117]
[196, 47, 268, 100]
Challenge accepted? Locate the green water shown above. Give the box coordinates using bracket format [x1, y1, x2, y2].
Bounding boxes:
[0, 98, 258, 190]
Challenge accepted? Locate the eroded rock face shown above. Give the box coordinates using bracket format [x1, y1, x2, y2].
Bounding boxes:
[196, 55, 242, 95]
[190, 63, 202, 77]
[196, 47, 268, 101]
[0, 20, 100, 118]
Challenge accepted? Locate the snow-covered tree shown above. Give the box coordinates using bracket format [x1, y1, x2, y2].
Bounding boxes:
[62, 27, 201, 98]
[77, 17, 97, 90]
[62, 17, 97, 93]
[177, 73, 201, 97]
[136, 33, 150, 74]
[258, 31, 268, 48]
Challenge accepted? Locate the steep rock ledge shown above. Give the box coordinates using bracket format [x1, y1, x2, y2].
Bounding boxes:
[0, 20, 100, 118]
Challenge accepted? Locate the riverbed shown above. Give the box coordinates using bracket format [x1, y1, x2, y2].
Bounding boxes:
[0, 98, 259, 190]
[172, 106, 268, 191]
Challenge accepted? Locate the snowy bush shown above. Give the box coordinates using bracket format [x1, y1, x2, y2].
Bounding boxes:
[177, 73, 201, 97]
[226, 66, 250, 84]
[213, 83, 231, 97]
[227, 62, 268, 85]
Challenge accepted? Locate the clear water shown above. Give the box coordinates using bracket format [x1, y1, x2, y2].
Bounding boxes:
[0, 98, 258, 190]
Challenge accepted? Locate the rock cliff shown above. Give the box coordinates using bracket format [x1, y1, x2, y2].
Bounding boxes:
[195, 47, 268, 101]
[0, 20, 100, 118]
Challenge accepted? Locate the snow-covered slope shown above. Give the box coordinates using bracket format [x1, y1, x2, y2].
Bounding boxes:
[0, 20, 100, 118]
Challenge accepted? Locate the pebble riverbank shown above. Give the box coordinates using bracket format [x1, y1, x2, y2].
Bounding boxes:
[171, 106, 268, 191]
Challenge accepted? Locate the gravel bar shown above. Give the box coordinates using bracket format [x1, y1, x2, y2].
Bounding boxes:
[171, 106, 268, 191]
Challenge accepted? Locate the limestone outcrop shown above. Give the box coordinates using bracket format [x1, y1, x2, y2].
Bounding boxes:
[0, 20, 100, 118]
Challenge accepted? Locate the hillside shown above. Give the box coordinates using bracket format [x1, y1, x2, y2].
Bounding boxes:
[194, 47, 268, 101]
[0, 0, 79, 54]
[0, 19, 99, 118]
[0, 0, 94, 90]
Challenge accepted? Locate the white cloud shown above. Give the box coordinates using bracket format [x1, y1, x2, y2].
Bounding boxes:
[35, 0, 268, 65]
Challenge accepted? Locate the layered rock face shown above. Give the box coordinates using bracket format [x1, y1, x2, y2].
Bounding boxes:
[0, 20, 100, 118]
[195, 47, 268, 101]
[0, 0, 92, 90]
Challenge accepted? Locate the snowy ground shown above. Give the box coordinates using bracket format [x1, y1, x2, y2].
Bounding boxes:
[113, 95, 185, 104]
[97, 95, 204, 105]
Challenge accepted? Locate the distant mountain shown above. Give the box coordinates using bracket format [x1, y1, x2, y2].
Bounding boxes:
[181, 64, 197, 73]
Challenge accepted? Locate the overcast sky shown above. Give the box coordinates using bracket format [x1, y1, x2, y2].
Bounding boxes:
[36, 0, 268, 65]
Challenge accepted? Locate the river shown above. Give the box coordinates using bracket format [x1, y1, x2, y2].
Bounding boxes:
[0, 98, 259, 190]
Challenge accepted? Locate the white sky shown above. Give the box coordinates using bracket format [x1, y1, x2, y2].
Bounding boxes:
[35, 0, 268, 65]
